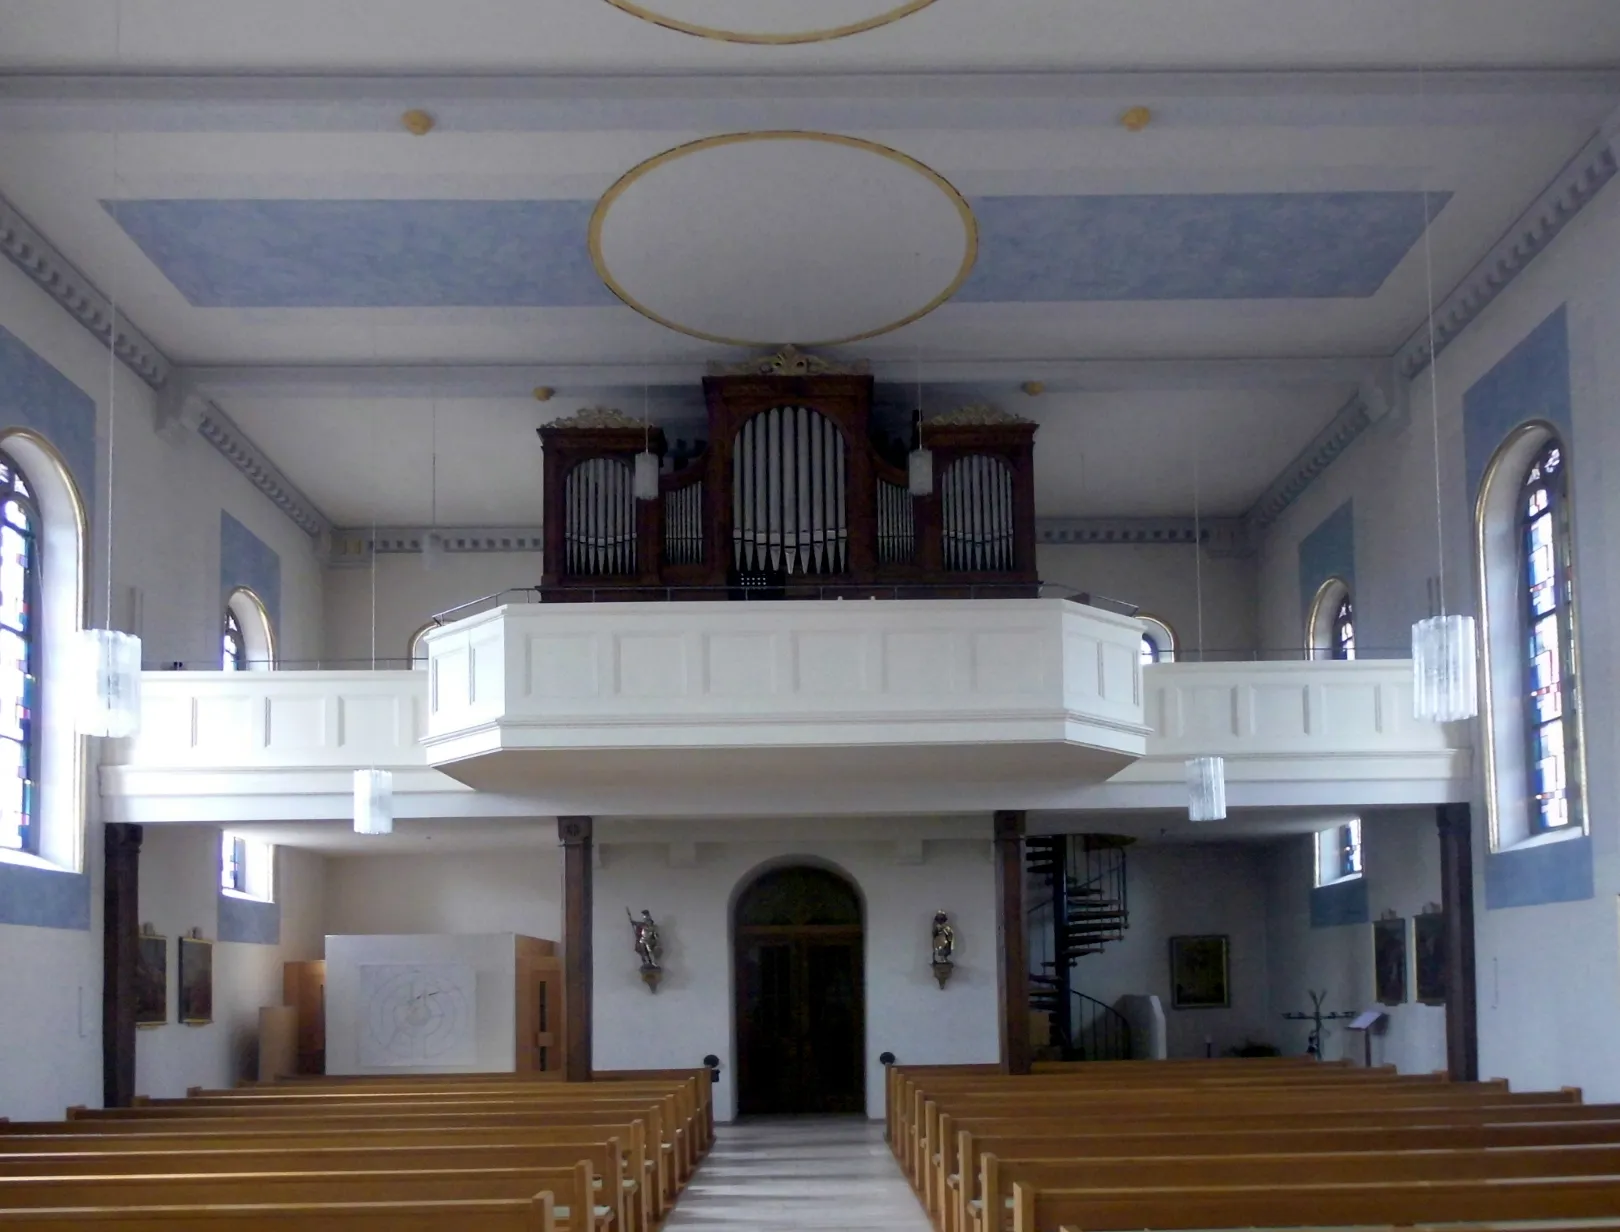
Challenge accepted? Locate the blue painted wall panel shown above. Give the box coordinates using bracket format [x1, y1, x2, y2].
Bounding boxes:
[0, 858, 91, 930]
[1310, 876, 1369, 929]
[1298, 500, 1355, 632]
[1485, 835, 1594, 910]
[218, 893, 281, 945]
[220, 511, 281, 642]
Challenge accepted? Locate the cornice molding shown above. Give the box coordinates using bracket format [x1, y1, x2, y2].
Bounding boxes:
[328, 527, 547, 563]
[1245, 385, 1388, 535]
[1394, 124, 1619, 381]
[195, 403, 333, 540]
[0, 192, 171, 388]
[1037, 517, 1250, 557]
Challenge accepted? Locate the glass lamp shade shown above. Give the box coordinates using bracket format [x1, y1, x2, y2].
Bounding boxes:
[1412, 614, 1479, 722]
[420, 530, 442, 571]
[74, 628, 142, 738]
[907, 447, 934, 497]
[1186, 756, 1227, 822]
[353, 768, 394, 836]
[633, 450, 660, 501]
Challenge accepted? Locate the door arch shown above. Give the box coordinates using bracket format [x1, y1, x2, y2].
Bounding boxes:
[733, 864, 865, 1115]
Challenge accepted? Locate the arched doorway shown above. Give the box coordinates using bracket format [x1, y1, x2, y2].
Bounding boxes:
[733, 865, 865, 1115]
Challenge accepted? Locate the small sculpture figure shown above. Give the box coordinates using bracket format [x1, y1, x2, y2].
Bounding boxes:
[931, 911, 956, 989]
[628, 908, 663, 993]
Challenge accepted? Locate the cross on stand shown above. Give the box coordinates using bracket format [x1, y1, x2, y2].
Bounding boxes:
[1282, 989, 1358, 1060]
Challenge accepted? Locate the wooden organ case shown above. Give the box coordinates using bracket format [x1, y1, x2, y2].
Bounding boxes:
[538, 351, 1038, 599]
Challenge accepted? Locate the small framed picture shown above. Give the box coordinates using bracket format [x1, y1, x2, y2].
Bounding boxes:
[135, 933, 167, 1028]
[1373, 917, 1408, 1006]
[1169, 934, 1230, 1009]
[179, 935, 214, 1026]
[1414, 913, 1447, 1006]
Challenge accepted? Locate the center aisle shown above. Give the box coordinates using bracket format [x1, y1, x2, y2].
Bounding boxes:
[662, 1116, 933, 1231]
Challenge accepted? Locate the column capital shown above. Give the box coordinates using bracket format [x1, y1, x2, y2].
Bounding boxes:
[1435, 802, 1472, 840]
[993, 810, 1026, 842]
[104, 822, 144, 856]
[558, 816, 593, 846]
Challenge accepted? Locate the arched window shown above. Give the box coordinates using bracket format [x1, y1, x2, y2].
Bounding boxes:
[1138, 615, 1177, 665]
[0, 453, 40, 855]
[1520, 441, 1577, 831]
[221, 608, 246, 671]
[408, 621, 436, 671]
[1476, 423, 1585, 850]
[223, 588, 274, 671]
[1307, 578, 1353, 662]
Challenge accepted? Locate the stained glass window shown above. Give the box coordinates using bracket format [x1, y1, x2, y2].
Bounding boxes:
[1521, 441, 1579, 831]
[1140, 634, 1159, 665]
[0, 454, 39, 855]
[222, 607, 246, 671]
[221, 832, 246, 892]
[1333, 595, 1356, 661]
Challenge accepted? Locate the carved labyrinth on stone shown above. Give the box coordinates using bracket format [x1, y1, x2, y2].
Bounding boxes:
[358, 963, 477, 1067]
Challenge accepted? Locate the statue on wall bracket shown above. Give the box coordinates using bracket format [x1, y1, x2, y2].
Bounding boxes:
[628, 908, 663, 993]
[931, 910, 956, 989]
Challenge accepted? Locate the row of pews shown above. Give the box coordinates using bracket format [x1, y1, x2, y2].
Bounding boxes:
[0, 1067, 711, 1230]
[889, 1057, 1620, 1232]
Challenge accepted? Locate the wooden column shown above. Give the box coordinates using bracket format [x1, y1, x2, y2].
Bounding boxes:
[994, 810, 1030, 1075]
[560, 816, 594, 1083]
[102, 822, 143, 1108]
[1437, 803, 1479, 1081]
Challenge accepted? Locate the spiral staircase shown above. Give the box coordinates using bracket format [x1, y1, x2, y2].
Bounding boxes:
[1027, 833, 1135, 1061]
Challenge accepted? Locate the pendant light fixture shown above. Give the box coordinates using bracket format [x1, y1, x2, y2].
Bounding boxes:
[354, 452, 392, 833]
[906, 265, 934, 496]
[634, 382, 659, 501]
[77, 83, 141, 738]
[1185, 454, 1226, 821]
[422, 390, 442, 569]
[1409, 57, 1478, 723]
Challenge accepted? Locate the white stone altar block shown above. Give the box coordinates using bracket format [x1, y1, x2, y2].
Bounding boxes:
[357, 962, 478, 1067]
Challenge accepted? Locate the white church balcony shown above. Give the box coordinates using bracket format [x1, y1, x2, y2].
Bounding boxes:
[101, 602, 1472, 822]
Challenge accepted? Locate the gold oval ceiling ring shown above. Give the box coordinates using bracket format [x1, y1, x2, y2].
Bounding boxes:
[599, 0, 940, 44]
[589, 130, 979, 348]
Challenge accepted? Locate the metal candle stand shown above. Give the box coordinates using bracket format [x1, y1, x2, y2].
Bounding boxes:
[1281, 989, 1357, 1060]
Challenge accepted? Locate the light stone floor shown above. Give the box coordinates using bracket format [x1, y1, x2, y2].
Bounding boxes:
[662, 1116, 934, 1231]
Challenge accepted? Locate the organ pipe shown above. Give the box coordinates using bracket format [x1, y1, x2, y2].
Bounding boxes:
[941, 454, 1015, 572]
[731, 406, 848, 576]
[564, 457, 636, 576]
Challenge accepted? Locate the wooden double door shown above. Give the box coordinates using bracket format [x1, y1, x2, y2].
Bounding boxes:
[735, 924, 865, 1115]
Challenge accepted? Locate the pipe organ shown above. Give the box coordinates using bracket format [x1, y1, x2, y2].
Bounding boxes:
[538, 349, 1038, 599]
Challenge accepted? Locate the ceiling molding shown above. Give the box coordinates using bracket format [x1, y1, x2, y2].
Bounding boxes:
[1037, 517, 1250, 557]
[195, 402, 334, 540]
[328, 527, 546, 562]
[2, 69, 1616, 133]
[1394, 122, 1619, 382]
[0, 191, 171, 388]
[1244, 384, 1391, 536]
[188, 355, 1378, 401]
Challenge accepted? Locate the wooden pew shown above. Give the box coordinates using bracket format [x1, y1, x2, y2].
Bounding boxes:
[0, 1193, 555, 1230]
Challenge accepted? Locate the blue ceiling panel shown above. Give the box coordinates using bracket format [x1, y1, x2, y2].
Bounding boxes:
[104, 198, 618, 308]
[957, 191, 1450, 302]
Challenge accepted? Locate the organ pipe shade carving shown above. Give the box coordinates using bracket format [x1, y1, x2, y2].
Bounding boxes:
[663, 481, 705, 566]
[941, 454, 1016, 572]
[731, 406, 848, 575]
[564, 457, 637, 576]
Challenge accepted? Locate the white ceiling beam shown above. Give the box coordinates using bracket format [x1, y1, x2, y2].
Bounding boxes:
[2, 69, 1616, 132]
[186, 356, 1377, 401]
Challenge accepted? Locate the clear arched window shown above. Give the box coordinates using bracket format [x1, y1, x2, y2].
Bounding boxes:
[1138, 615, 1176, 665]
[408, 621, 436, 671]
[0, 453, 40, 855]
[1333, 594, 1356, 661]
[222, 608, 246, 671]
[1521, 441, 1578, 831]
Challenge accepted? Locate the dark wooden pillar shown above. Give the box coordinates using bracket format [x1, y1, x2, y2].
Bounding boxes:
[994, 810, 1031, 1075]
[1437, 803, 1479, 1082]
[560, 816, 593, 1083]
[102, 822, 143, 1108]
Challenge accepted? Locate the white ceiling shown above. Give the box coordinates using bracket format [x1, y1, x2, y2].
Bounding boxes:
[0, 1, 1616, 525]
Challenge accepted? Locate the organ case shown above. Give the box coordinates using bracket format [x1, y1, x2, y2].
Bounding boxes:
[538, 355, 1038, 598]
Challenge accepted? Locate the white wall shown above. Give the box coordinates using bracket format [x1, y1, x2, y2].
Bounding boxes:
[1053, 841, 1273, 1058]
[1038, 543, 1258, 659]
[323, 551, 538, 668]
[0, 247, 326, 1119]
[324, 932, 518, 1074]
[592, 825, 1001, 1123]
[1263, 811, 1447, 1071]
[134, 827, 326, 1098]
[1255, 178, 1620, 1097]
[323, 848, 564, 939]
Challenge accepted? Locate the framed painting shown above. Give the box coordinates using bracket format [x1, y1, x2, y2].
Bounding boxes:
[1373, 917, 1408, 1006]
[1169, 934, 1230, 1009]
[179, 935, 214, 1026]
[135, 933, 167, 1027]
[1414, 913, 1447, 1006]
